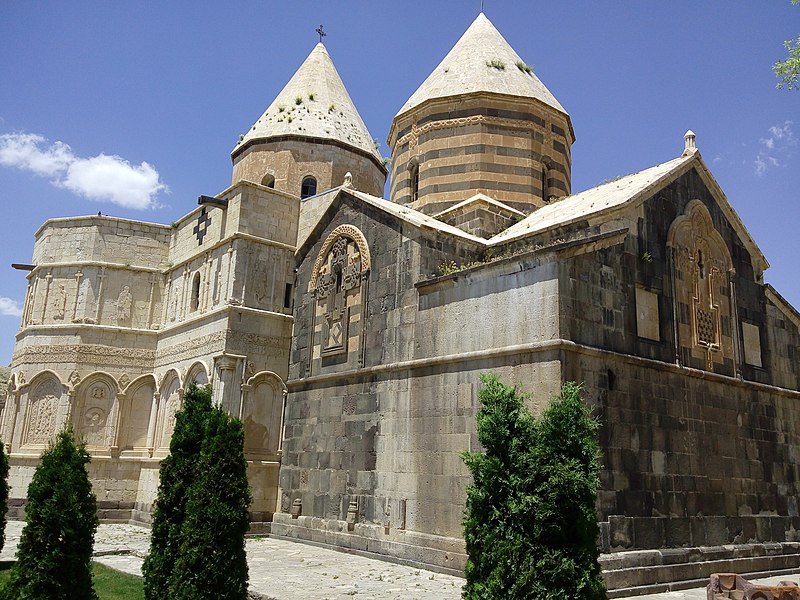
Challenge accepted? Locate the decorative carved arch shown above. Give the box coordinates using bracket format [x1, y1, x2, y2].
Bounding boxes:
[309, 224, 371, 292]
[667, 200, 732, 271]
[72, 371, 121, 398]
[240, 370, 287, 456]
[185, 361, 211, 386]
[157, 368, 183, 398]
[72, 372, 118, 449]
[22, 371, 67, 447]
[244, 370, 287, 392]
[21, 370, 66, 392]
[124, 373, 157, 396]
[118, 373, 157, 454]
[668, 200, 735, 371]
[155, 369, 183, 451]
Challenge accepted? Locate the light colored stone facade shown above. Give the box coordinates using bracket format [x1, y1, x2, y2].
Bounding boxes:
[3, 182, 300, 521]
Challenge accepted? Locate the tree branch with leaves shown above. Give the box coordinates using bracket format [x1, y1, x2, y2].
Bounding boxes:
[774, 0, 800, 90]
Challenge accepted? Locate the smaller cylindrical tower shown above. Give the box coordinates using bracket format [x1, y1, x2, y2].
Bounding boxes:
[388, 13, 574, 216]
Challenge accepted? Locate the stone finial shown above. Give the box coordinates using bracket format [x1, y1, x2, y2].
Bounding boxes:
[343, 172, 353, 188]
[683, 130, 697, 156]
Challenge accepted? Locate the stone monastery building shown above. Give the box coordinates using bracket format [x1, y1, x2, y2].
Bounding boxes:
[3, 14, 800, 592]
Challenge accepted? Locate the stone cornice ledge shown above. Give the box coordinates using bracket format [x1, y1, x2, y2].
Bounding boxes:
[287, 339, 800, 399]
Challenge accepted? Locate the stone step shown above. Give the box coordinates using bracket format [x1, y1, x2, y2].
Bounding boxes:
[602, 544, 800, 597]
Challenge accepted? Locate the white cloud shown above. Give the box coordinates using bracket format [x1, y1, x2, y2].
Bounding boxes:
[0, 133, 72, 176]
[0, 297, 23, 318]
[755, 120, 796, 176]
[61, 155, 166, 210]
[0, 132, 167, 209]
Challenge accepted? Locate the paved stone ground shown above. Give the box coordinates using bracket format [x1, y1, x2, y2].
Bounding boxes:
[0, 521, 795, 599]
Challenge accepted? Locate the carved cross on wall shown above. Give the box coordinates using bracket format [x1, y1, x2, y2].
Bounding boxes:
[193, 207, 211, 245]
[315, 236, 361, 355]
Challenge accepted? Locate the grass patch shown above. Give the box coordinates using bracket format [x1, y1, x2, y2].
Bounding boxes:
[0, 561, 143, 599]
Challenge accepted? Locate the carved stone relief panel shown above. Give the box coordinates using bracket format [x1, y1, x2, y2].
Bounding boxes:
[24, 377, 62, 445]
[115, 285, 132, 326]
[309, 225, 371, 365]
[51, 284, 67, 321]
[668, 201, 734, 371]
[75, 380, 116, 447]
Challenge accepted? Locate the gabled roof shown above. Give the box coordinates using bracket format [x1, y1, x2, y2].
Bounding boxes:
[433, 193, 526, 220]
[491, 155, 693, 243]
[489, 150, 769, 274]
[233, 43, 381, 162]
[395, 13, 568, 119]
[296, 187, 488, 253]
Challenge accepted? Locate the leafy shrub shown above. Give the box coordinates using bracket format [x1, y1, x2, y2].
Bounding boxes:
[143, 383, 212, 599]
[3, 428, 98, 600]
[143, 383, 251, 599]
[462, 375, 606, 600]
[169, 406, 251, 599]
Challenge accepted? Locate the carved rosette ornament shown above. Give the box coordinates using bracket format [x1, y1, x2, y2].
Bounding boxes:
[310, 225, 371, 359]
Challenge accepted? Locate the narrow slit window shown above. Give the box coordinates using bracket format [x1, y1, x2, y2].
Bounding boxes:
[410, 163, 420, 203]
[284, 283, 293, 309]
[191, 272, 201, 312]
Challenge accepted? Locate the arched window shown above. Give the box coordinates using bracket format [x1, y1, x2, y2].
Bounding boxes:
[301, 176, 317, 199]
[191, 272, 201, 312]
[409, 163, 420, 203]
[261, 173, 275, 188]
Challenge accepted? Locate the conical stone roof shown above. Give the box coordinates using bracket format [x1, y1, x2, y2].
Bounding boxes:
[234, 43, 381, 162]
[395, 13, 568, 119]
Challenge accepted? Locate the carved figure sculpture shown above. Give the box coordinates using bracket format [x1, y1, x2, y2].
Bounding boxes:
[52, 285, 66, 320]
[116, 285, 132, 323]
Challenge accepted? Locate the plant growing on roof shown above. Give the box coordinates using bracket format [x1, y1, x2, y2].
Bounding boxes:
[486, 58, 506, 70]
[295, 95, 303, 105]
[515, 60, 533, 74]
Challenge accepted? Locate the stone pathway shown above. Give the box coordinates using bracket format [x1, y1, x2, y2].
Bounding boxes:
[0, 521, 796, 599]
[1, 521, 463, 599]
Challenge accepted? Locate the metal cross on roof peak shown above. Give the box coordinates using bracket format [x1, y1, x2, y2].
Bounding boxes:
[316, 25, 326, 43]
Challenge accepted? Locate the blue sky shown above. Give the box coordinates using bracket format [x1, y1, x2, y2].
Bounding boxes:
[0, 2, 798, 365]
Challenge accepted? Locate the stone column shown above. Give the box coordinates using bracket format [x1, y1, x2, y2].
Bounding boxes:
[145, 392, 160, 456]
[214, 355, 241, 414]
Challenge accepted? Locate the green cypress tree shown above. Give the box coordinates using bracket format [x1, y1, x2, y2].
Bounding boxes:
[3, 428, 98, 600]
[168, 405, 251, 599]
[462, 375, 606, 600]
[142, 383, 213, 600]
[0, 437, 9, 553]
